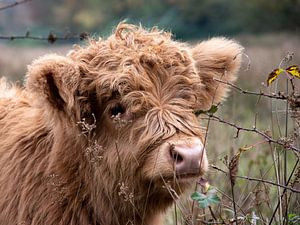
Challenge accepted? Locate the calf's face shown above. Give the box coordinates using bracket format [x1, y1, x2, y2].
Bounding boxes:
[26, 24, 243, 199]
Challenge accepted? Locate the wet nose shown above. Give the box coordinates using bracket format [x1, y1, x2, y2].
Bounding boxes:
[169, 139, 206, 176]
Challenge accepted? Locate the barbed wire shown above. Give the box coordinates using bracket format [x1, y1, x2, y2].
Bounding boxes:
[0, 32, 89, 43]
[0, 0, 33, 12]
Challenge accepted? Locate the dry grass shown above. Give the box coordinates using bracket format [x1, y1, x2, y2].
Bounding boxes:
[0, 44, 70, 81]
[173, 33, 300, 224]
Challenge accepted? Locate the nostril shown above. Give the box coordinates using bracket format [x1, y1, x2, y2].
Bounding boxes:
[170, 148, 184, 164]
[166, 140, 205, 176]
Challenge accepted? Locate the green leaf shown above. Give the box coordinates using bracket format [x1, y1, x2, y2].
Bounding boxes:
[207, 105, 218, 114]
[191, 192, 206, 201]
[191, 192, 209, 208]
[191, 187, 221, 209]
[199, 198, 210, 208]
[194, 105, 218, 116]
[288, 213, 300, 224]
[207, 194, 221, 205]
[207, 187, 217, 194]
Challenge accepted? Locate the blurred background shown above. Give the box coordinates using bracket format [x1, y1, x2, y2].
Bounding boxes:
[1, 0, 299, 39]
[0, 0, 300, 224]
[0, 0, 299, 81]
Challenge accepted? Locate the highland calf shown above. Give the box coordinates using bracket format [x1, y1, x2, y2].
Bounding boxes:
[0, 23, 243, 225]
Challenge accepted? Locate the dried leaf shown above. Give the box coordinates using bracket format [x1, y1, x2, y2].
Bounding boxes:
[291, 165, 300, 188]
[239, 145, 253, 152]
[267, 65, 299, 86]
[229, 152, 241, 186]
[286, 65, 300, 78]
[267, 68, 284, 86]
[229, 146, 252, 185]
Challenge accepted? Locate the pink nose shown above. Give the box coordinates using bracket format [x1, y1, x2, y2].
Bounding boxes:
[169, 139, 206, 176]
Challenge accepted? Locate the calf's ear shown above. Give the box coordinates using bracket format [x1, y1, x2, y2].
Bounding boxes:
[192, 38, 243, 110]
[26, 54, 80, 111]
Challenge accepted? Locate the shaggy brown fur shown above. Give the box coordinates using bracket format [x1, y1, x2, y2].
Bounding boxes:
[0, 23, 243, 225]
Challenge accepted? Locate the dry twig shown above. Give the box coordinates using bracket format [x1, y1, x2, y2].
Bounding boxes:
[207, 115, 300, 153]
[211, 165, 300, 194]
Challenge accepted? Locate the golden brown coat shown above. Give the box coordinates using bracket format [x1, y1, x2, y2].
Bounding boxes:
[0, 23, 243, 225]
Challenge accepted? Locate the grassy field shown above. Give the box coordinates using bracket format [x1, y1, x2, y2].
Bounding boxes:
[1, 33, 299, 224]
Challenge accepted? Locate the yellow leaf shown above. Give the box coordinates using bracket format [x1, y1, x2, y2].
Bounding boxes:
[286, 65, 300, 78]
[239, 145, 253, 153]
[267, 68, 284, 86]
[198, 178, 211, 193]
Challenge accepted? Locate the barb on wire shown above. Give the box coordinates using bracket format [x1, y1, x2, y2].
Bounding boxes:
[0, 0, 33, 12]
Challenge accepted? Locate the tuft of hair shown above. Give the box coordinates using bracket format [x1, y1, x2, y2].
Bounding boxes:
[0, 77, 18, 99]
[192, 37, 244, 109]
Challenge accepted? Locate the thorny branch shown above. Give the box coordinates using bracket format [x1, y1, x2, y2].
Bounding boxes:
[214, 78, 288, 101]
[0, 0, 33, 12]
[211, 165, 300, 194]
[207, 114, 300, 153]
